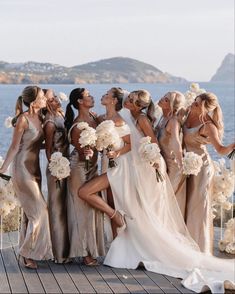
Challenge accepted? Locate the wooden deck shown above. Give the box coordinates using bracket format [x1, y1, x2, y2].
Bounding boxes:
[0, 228, 233, 294]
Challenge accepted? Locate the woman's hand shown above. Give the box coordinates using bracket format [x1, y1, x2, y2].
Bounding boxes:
[107, 150, 120, 159]
[84, 148, 94, 158]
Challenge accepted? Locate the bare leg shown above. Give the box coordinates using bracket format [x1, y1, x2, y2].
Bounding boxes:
[79, 173, 124, 228]
[106, 187, 117, 238]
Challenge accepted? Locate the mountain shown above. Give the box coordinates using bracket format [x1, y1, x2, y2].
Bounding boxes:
[0, 57, 187, 84]
[210, 53, 234, 83]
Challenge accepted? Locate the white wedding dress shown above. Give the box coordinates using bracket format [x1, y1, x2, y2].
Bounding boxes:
[104, 108, 235, 294]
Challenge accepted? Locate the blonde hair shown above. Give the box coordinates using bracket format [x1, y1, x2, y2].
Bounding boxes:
[168, 91, 185, 115]
[198, 92, 224, 140]
[132, 89, 156, 124]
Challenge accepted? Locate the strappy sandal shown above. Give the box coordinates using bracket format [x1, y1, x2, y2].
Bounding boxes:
[83, 258, 99, 266]
[19, 256, 37, 269]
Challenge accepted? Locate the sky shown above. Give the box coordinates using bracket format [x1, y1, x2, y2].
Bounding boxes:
[0, 0, 234, 81]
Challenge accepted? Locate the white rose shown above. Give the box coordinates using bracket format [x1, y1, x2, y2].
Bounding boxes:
[58, 92, 68, 101]
[77, 122, 89, 131]
[4, 116, 13, 128]
[190, 83, 200, 93]
[50, 152, 63, 161]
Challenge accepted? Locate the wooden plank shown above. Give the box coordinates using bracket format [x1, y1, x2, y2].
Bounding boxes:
[64, 262, 95, 293]
[10, 244, 45, 294]
[0, 251, 11, 293]
[111, 267, 147, 293]
[144, 270, 180, 294]
[36, 261, 62, 294]
[48, 261, 79, 293]
[1, 247, 28, 293]
[128, 268, 164, 294]
[163, 275, 194, 294]
[96, 265, 130, 293]
[80, 264, 113, 293]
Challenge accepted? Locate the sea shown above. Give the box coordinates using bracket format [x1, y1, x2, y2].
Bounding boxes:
[0, 83, 234, 196]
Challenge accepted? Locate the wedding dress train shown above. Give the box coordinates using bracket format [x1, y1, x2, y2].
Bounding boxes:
[104, 108, 235, 294]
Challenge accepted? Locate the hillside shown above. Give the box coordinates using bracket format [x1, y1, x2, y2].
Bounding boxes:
[0, 57, 187, 84]
[210, 53, 234, 83]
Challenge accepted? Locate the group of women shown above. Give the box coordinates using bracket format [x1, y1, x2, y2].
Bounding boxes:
[0, 85, 234, 293]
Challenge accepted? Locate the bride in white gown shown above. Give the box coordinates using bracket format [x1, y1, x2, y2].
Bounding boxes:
[104, 90, 234, 294]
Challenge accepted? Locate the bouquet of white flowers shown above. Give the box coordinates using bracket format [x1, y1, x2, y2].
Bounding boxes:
[184, 82, 206, 108]
[96, 120, 121, 168]
[4, 116, 13, 128]
[48, 152, 70, 187]
[57, 92, 68, 102]
[139, 136, 164, 182]
[212, 159, 234, 210]
[218, 218, 235, 254]
[77, 122, 97, 170]
[0, 177, 19, 217]
[182, 151, 203, 176]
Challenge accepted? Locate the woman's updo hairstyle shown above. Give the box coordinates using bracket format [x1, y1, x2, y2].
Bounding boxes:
[64, 88, 85, 131]
[111, 87, 124, 111]
[132, 89, 156, 124]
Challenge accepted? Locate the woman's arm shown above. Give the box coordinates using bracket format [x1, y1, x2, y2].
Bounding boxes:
[44, 121, 56, 162]
[0, 115, 27, 173]
[202, 123, 235, 155]
[167, 118, 183, 167]
[137, 115, 158, 144]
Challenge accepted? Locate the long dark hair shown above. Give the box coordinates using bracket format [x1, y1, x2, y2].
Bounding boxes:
[64, 88, 85, 131]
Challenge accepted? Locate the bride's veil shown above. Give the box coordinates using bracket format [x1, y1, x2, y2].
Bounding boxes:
[123, 107, 200, 252]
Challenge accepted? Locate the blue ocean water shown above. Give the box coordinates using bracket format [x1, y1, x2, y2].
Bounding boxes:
[0, 83, 234, 160]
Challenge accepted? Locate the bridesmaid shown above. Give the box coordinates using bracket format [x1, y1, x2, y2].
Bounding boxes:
[156, 91, 186, 218]
[0, 86, 53, 268]
[183, 92, 235, 254]
[65, 88, 105, 265]
[43, 89, 70, 263]
[98, 87, 124, 240]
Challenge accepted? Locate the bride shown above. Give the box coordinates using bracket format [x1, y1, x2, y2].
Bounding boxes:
[103, 90, 234, 293]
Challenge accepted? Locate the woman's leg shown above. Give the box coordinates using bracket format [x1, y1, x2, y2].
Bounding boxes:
[78, 173, 124, 227]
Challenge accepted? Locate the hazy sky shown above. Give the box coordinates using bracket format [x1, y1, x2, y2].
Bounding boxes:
[0, 0, 234, 81]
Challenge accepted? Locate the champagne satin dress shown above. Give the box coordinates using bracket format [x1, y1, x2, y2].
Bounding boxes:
[155, 117, 186, 218]
[67, 123, 105, 259]
[183, 122, 214, 254]
[11, 115, 53, 260]
[44, 114, 70, 263]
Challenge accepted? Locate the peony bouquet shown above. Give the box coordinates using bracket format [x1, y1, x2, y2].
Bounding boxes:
[96, 120, 121, 168]
[48, 152, 70, 188]
[0, 177, 19, 217]
[182, 151, 203, 176]
[4, 116, 13, 129]
[139, 136, 164, 182]
[57, 92, 68, 102]
[212, 159, 234, 213]
[218, 218, 235, 254]
[77, 122, 97, 170]
[184, 83, 206, 108]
